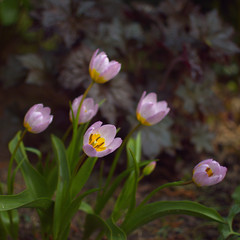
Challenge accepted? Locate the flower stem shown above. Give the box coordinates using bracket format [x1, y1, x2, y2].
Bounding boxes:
[137, 180, 193, 209]
[73, 153, 87, 176]
[7, 129, 27, 194]
[105, 123, 142, 190]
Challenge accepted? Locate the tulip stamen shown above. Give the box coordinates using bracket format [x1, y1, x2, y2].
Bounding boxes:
[205, 167, 213, 177]
[89, 133, 106, 151]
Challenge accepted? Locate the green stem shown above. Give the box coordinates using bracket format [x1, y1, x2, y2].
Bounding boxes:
[73, 153, 87, 176]
[7, 129, 27, 194]
[137, 180, 193, 209]
[105, 123, 142, 190]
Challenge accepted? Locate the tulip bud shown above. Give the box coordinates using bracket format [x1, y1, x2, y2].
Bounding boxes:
[24, 104, 53, 134]
[89, 49, 121, 84]
[136, 91, 170, 126]
[143, 161, 156, 176]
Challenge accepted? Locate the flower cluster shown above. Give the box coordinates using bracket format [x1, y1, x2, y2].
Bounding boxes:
[23, 49, 227, 186]
[4, 48, 229, 240]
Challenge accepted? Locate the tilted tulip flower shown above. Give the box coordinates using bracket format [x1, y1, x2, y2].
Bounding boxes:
[192, 159, 227, 187]
[136, 91, 170, 126]
[89, 49, 121, 84]
[24, 104, 53, 133]
[83, 121, 122, 158]
[70, 95, 98, 124]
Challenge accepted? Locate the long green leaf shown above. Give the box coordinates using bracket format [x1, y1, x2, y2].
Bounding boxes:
[70, 157, 98, 198]
[9, 132, 50, 197]
[0, 190, 52, 211]
[51, 135, 71, 239]
[0, 210, 18, 239]
[82, 214, 126, 240]
[95, 160, 152, 214]
[121, 200, 225, 234]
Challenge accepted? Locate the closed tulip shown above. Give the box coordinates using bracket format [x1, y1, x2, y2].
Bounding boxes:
[192, 159, 227, 186]
[136, 91, 170, 126]
[24, 104, 53, 133]
[89, 49, 121, 84]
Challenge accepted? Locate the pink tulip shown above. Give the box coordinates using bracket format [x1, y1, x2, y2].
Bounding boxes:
[89, 49, 121, 84]
[192, 159, 227, 186]
[83, 121, 122, 158]
[136, 91, 170, 126]
[24, 104, 53, 133]
[70, 95, 98, 124]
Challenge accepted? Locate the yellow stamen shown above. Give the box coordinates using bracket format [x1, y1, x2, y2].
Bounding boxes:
[89, 69, 107, 84]
[136, 113, 151, 126]
[89, 133, 106, 152]
[205, 167, 213, 177]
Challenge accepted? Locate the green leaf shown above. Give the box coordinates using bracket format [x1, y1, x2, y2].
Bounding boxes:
[67, 123, 89, 172]
[121, 201, 225, 234]
[82, 214, 126, 240]
[0, 190, 52, 211]
[9, 132, 50, 197]
[95, 161, 152, 214]
[57, 188, 99, 239]
[0, 213, 7, 240]
[70, 157, 98, 198]
[51, 135, 71, 239]
[126, 132, 141, 168]
[0, 210, 19, 239]
[112, 149, 139, 221]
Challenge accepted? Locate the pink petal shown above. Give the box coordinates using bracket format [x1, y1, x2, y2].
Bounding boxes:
[136, 91, 146, 114]
[99, 61, 121, 81]
[142, 92, 157, 105]
[98, 124, 116, 146]
[89, 49, 99, 70]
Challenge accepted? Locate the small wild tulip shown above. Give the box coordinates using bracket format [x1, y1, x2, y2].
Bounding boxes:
[70, 95, 98, 124]
[136, 91, 170, 126]
[83, 121, 122, 158]
[23, 104, 53, 133]
[89, 49, 121, 84]
[192, 159, 227, 187]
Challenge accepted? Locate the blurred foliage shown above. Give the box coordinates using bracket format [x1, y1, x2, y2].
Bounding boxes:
[0, 0, 240, 161]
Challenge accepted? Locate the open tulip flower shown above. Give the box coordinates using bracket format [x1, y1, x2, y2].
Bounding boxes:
[70, 95, 98, 124]
[23, 104, 53, 134]
[83, 121, 122, 158]
[136, 91, 170, 126]
[89, 49, 121, 84]
[192, 159, 227, 187]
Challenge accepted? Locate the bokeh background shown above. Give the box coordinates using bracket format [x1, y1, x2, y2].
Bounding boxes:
[0, 0, 240, 239]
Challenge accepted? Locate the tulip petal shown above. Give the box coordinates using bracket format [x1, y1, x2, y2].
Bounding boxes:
[83, 144, 98, 157]
[98, 124, 117, 146]
[99, 61, 121, 81]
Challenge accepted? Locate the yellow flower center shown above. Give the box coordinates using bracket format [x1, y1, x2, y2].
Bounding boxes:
[89, 133, 106, 152]
[24, 122, 32, 132]
[89, 68, 107, 84]
[136, 113, 151, 126]
[205, 167, 213, 177]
